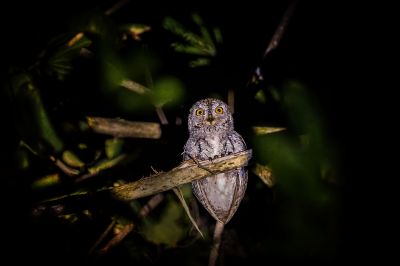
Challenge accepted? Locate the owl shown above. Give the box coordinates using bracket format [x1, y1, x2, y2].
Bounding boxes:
[184, 98, 248, 224]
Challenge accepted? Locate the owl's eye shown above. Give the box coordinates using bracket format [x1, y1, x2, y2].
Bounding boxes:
[215, 107, 224, 114]
[195, 109, 204, 116]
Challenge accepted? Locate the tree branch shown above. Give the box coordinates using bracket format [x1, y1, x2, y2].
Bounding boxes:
[264, 0, 298, 57]
[87, 117, 161, 139]
[111, 150, 252, 201]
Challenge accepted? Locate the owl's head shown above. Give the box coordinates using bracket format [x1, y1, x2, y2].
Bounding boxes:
[188, 98, 234, 135]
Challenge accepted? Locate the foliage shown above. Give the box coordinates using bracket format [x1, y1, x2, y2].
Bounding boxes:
[163, 13, 222, 67]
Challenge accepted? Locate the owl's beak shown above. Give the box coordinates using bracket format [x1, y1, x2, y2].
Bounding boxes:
[205, 115, 215, 125]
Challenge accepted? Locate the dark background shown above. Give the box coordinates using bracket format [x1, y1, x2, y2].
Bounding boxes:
[0, 0, 382, 265]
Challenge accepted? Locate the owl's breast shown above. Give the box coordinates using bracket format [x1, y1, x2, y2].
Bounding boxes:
[203, 135, 224, 158]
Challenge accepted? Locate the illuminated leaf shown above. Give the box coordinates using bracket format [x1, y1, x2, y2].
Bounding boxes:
[32, 173, 61, 190]
[255, 89, 267, 104]
[62, 150, 85, 168]
[105, 138, 124, 159]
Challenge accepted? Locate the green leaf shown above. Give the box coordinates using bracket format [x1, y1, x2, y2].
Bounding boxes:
[141, 196, 186, 247]
[62, 150, 85, 168]
[44, 34, 92, 80]
[32, 88, 64, 152]
[32, 173, 61, 190]
[255, 89, 267, 104]
[189, 58, 210, 67]
[105, 138, 124, 159]
[152, 76, 184, 107]
[10, 73, 64, 153]
[15, 148, 30, 171]
[163, 14, 219, 67]
[87, 154, 126, 175]
[171, 43, 211, 56]
[213, 27, 223, 44]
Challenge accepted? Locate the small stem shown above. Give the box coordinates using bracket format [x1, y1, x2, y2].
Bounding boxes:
[98, 223, 134, 254]
[105, 0, 130, 16]
[50, 156, 80, 176]
[138, 193, 164, 218]
[89, 219, 116, 254]
[155, 107, 169, 125]
[228, 89, 235, 114]
[173, 187, 204, 238]
[264, 0, 298, 57]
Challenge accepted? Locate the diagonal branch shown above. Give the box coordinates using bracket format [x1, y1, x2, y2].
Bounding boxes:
[264, 0, 299, 57]
[105, 0, 131, 16]
[112, 150, 252, 201]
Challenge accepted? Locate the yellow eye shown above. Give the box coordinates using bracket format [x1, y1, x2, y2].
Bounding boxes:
[195, 109, 204, 116]
[215, 107, 224, 114]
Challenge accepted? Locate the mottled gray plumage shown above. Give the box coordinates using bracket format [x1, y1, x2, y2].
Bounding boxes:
[184, 98, 247, 224]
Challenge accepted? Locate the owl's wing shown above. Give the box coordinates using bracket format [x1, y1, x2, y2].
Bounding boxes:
[192, 168, 248, 224]
[224, 168, 248, 223]
[226, 131, 247, 153]
[183, 136, 197, 161]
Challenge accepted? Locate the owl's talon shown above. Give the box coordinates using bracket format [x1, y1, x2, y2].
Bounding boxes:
[213, 155, 220, 159]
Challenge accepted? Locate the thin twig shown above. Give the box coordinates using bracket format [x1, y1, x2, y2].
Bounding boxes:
[264, 0, 299, 57]
[37, 187, 111, 204]
[50, 156, 80, 176]
[228, 89, 235, 114]
[98, 223, 134, 254]
[145, 64, 169, 125]
[209, 221, 225, 266]
[120, 79, 152, 95]
[155, 107, 169, 125]
[20, 140, 80, 176]
[75, 154, 126, 183]
[19, 140, 39, 156]
[247, 0, 298, 87]
[138, 193, 165, 218]
[98, 193, 164, 255]
[89, 219, 117, 254]
[149, 167, 202, 237]
[105, 0, 130, 16]
[120, 79, 168, 125]
[112, 150, 252, 202]
[252, 126, 286, 135]
[173, 187, 204, 238]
